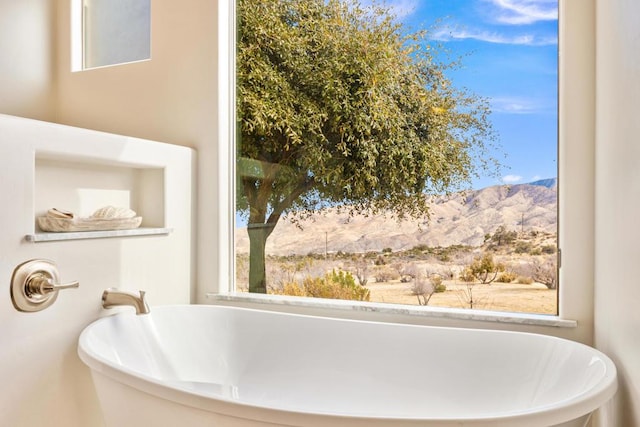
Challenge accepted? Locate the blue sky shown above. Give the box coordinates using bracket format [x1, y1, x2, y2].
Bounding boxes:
[237, 0, 559, 226]
[376, 0, 559, 188]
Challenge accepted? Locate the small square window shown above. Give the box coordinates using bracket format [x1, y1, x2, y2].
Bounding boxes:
[80, 0, 151, 70]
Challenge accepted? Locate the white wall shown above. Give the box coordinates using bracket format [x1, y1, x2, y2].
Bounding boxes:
[0, 0, 56, 120]
[0, 1, 204, 425]
[55, 0, 219, 304]
[594, 0, 640, 424]
[0, 114, 194, 426]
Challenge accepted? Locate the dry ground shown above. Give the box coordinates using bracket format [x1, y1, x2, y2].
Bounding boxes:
[237, 230, 559, 315]
[367, 279, 557, 315]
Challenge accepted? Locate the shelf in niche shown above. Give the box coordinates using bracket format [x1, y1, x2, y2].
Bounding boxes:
[25, 227, 173, 242]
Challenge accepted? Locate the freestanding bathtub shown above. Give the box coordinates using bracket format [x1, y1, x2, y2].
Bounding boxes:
[78, 305, 617, 427]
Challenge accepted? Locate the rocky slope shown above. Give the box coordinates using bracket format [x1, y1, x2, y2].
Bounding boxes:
[235, 179, 557, 256]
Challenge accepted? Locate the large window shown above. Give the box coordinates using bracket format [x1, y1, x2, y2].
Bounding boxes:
[234, 0, 558, 316]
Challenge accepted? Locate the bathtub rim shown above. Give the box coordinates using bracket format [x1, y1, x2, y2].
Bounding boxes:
[78, 304, 618, 427]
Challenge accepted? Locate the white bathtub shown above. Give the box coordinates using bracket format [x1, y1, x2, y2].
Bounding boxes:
[78, 305, 617, 427]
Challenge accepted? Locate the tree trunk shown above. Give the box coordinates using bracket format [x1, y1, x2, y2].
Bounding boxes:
[247, 224, 273, 293]
[242, 177, 311, 294]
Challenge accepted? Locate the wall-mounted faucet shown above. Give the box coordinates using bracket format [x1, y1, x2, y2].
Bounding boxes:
[102, 288, 150, 315]
[10, 259, 79, 312]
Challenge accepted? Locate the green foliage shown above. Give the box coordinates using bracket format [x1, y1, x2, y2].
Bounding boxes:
[237, 0, 499, 292]
[438, 252, 451, 262]
[406, 244, 471, 261]
[497, 271, 517, 283]
[514, 241, 533, 254]
[459, 268, 476, 283]
[490, 226, 518, 246]
[279, 270, 370, 301]
[430, 274, 447, 292]
[463, 253, 505, 284]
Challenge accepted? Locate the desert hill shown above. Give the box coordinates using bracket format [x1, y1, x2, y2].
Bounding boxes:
[235, 179, 557, 256]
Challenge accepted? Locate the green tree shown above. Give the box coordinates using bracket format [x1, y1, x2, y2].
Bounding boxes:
[463, 253, 505, 285]
[490, 225, 518, 247]
[237, 0, 498, 292]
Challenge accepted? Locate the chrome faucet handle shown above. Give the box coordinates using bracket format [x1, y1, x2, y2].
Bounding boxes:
[10, 259, 80, 312]
[26, 273, 79, 296]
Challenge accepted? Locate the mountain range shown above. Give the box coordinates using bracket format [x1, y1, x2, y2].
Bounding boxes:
[235, 179, 557, 256]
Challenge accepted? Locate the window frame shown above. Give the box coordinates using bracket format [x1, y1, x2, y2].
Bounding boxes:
[211, 0, 596, 336]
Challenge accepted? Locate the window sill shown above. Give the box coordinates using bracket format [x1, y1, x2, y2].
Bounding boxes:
[207, 293, 577, 328]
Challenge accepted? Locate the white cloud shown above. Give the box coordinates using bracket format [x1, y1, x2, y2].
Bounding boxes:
[490, 96, 556, 115]
[359, 0, 419, 19]
[502, 174, 523, 183]
[386, 0, 419, 18]
[432, 26, 557, 46]
[491, 97, 537, 114]
[485, 0, 558, 25]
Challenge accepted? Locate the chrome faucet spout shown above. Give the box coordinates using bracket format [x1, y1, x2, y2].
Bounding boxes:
[102, 288, 150, 315]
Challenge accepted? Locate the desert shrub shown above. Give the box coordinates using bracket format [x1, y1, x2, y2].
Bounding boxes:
[279, 270, 370, 301]
[353, 259, 370, 287]
[490, 226, 518, 246]
[410, 274, 445, 305]
[374, 267, 400, 282]
[541, 244, 557, 254]
[429, 274, 442, 287]
[280, 282, 306, 296]
[438, 253, 451, 262]
[410, 277, 429, 296]
[514, 241, 533, 254]
[428, 274, 445, 292]
[382, 247, 392, 253]
[459, 267, 476, 282]
[463, 253, 505, 284]
[374, 255, 386, 265]
[443, 268, 456, 280]
[497, 271, 517, 283]
[530, 258, 557, 289]
[516, 276, 534, 284]
[398, 264, 418, 282]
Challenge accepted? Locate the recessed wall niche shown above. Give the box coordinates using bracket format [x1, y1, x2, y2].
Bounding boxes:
[30, 153, 169, 241]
